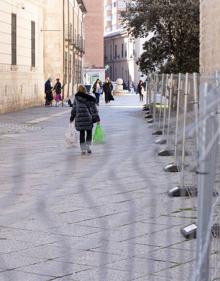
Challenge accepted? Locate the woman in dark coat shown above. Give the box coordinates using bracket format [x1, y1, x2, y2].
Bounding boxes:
[103, 77, 114, 104]
[92, 79, 102, 105]
[137, 80, 144, 102]
[44, 78, 53, 106]
[70, 85, 100, 155]
[53, 78, 62, 106]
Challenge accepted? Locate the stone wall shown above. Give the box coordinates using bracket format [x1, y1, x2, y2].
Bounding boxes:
[0, 0, 44, 113]
[0, 71, 44, 114]
[200, 0, 220, 74]
[0, 0, 86, 113]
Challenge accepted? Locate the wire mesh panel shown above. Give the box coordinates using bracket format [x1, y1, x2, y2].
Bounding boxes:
[165, 74, 181, 152]
[192, 74, 220, 281]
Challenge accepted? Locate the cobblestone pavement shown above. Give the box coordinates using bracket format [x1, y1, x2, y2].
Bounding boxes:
[0, 95, 197, 281]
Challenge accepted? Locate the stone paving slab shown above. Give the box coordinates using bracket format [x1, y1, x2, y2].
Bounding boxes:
[0, 95, 197, 280]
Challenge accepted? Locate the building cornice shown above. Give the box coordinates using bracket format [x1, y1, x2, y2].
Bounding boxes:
[104, 30, 128, 39]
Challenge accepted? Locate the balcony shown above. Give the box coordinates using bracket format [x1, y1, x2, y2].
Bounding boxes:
[65, 25, 74, 45]
[75, 34, 85, 54]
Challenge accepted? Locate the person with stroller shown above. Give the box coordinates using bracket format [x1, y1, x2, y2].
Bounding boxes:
[70, 85, 100, 155]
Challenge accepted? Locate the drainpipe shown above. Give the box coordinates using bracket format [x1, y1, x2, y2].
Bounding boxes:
[67, 0, 70, 97]
[71, 5, 75, 95]
[112, 38, 115, 80]
[62, 0, 65, 106]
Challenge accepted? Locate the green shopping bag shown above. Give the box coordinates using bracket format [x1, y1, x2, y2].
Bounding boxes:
[93, 124, 106, 144]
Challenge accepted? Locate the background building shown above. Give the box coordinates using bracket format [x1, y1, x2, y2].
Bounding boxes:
[104, 0, 145, 86]
[83, 0, 105, 86]
[104, 0, 126, 33]
[200, 0, 220, 74]
[0, 0, 44, 113]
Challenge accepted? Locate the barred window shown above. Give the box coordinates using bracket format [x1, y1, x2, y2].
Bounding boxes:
[11, 13, 17, 65]
[31, 21, 36, 67]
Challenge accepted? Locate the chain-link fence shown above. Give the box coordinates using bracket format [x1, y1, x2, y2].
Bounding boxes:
[145, 72, 220, 281]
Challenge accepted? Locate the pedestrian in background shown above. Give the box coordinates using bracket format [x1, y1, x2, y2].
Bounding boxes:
[70, 85, 100, 155]
[130, 81, 136, 94]
[103, 77, 114, 104]
[92, 79, 102, 106]
[44, 77, 53, 106]
[53, 78, 62, 106]
[137, 80, 144, 102]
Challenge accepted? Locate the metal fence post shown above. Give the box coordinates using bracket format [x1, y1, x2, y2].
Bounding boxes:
[164, 73, 182, 172]
[174, 73, 182, 162]
[154, 74, 169, 145]
[158, 74, 165, 130]
[195, 80, 219, 281]
[166, 73, 174, 150]
[179, 73, 189, 189]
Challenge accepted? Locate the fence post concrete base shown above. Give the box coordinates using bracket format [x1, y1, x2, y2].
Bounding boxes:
[154, 138, 167, 144]
[152, 130, 163, 135]
[158, 149, 174, 156]
[181, 224, 197, 239]
[164, 162, 180, 172]
[168, 186, 197, 197]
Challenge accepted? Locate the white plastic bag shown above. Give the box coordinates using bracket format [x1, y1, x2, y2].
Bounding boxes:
[65, 122, 78, 147]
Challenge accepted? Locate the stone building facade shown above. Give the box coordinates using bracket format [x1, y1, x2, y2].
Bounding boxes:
[0, 0, 86, 114]
[200, 0, 220, 74]
[104, 30, 145, 85]
[43, 0, 86, 97]
[0, 0, 44, 113]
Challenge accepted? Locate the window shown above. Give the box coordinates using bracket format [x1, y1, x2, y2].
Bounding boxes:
[64, 52, 68, 84]
[114, 45, 117, 59]
[68, 54, 72, 82]
[11, 13, 17, 65]
[31, 21, 36, 67]
[125, 43, 127, 57]
[110, 45, 112, 60]
[113, 1, 117, 7]
[121, 43, 124, 58]
[118, 0, 126, 9]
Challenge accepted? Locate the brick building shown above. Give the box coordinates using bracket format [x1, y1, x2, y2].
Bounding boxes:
[200, 0, 220, 74]
[83, 0, 105, 85]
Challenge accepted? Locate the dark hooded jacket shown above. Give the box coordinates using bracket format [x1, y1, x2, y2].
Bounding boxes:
[70, 92, 100, 131]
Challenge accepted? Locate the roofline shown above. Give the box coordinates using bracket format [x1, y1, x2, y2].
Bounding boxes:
[76, 0, 87, 13]
[104, 30, 128, 39]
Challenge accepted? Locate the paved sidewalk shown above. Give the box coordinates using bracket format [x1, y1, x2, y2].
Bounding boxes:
[0, 95, 196, 281]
